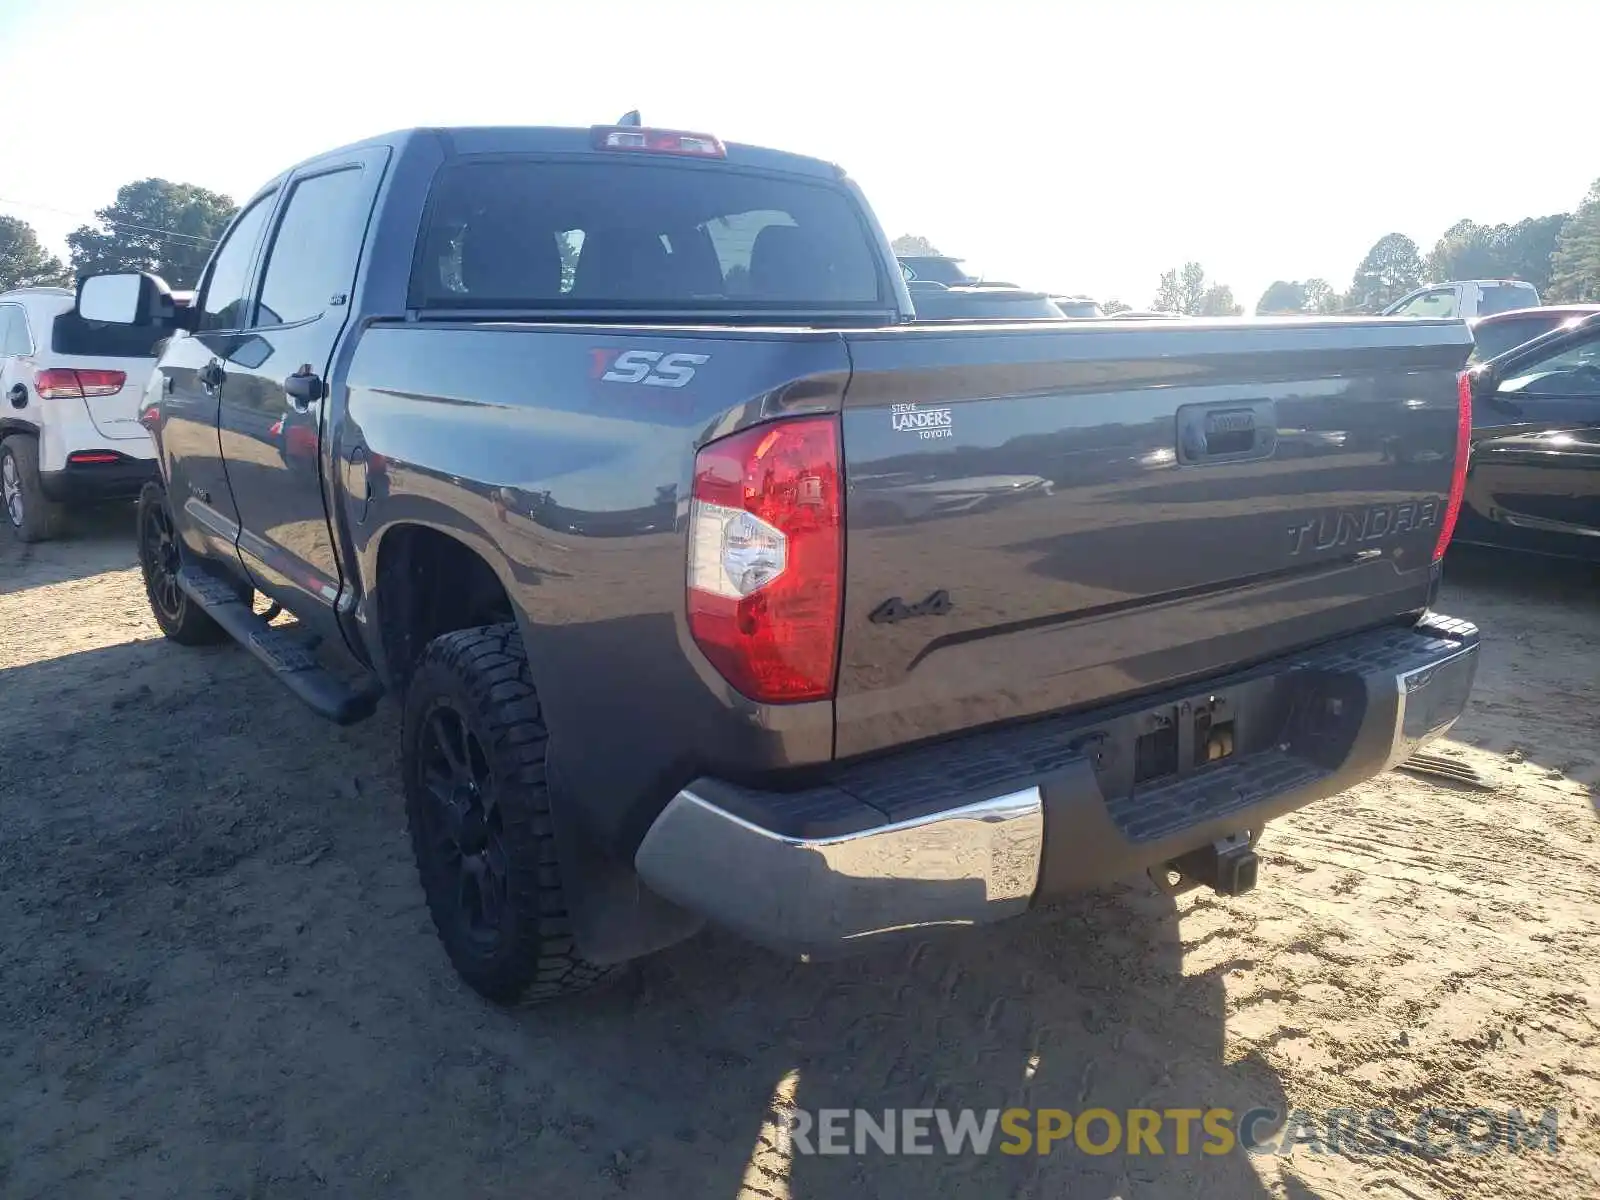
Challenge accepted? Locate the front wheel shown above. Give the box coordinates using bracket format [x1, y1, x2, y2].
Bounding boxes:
[136, 482, 230, 645]
[403, 624, 614, 1005]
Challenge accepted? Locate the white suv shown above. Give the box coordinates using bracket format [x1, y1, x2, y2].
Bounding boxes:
[0, 286, 162, 541]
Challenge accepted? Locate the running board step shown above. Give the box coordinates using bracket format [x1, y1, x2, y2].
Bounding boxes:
[1398, 751, 1495, 791]
[176, 566, 383, 725]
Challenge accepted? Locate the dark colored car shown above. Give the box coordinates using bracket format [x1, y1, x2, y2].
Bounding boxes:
[1468, 304, 1600, 362]
[906, 281, 1065, 321]
[1050, 296, 1105, 319]
[76, 121, 1479, 1008]
[1457, 312, 1600, 561]
[897, 254, 1018, 289]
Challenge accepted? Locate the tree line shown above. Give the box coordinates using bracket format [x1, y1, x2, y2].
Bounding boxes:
[890, 173, 1600, 317]
[1, 178, 237, 293]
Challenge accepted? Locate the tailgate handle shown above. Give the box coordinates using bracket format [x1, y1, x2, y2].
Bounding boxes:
[1177, 400, 1278, 464]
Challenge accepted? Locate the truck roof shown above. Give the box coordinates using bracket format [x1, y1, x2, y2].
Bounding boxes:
[303, 126, 846, 182]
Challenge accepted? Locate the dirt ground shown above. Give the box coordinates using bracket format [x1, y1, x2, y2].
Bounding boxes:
[2, 509, 1597, 1200]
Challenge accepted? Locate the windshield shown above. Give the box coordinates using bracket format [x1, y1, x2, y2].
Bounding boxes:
[413, 157, 884, 314]
[1499, 337, 1600, 396]
[1471, 314, 1568, 361]
[1477, 284, 1539, 317]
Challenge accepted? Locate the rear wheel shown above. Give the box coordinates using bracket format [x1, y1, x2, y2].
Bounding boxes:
[403, 624, 614, 1005]
[1, 436, 66, 544]
[136, 481, 230, 645]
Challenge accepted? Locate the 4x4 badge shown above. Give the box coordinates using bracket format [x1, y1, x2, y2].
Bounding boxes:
[869, 590, 953, 625]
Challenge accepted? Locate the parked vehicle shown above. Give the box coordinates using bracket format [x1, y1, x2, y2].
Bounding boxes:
[0, 286, 162, 541]
[79, 121, 1479, 1006]
[907, 280, 1065, 321]
[1456, 312, 1600, 561]
[1382, 279, 1539, 320]
[897, 254, 1018, 289]
[1108, 309, 1182, 320]
[1050, 295, 1105, 319]
[1469, 304, 1600, 362]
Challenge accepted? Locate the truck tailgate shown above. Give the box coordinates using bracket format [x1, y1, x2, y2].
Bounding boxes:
[834, 319, 1472, 758]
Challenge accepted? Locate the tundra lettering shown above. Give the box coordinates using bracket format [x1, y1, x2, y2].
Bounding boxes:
[1286, 498, 1442, 557]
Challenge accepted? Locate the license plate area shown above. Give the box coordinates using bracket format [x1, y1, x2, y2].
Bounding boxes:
[1132, 691, 1246, 787]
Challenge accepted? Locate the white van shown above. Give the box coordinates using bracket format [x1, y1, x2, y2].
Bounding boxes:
[1382, 279, 1540, 320]
[0, 286, 161, 541]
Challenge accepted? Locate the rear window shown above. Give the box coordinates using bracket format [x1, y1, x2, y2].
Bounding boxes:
[1471, 314, 1567, 361]
[51, 311, 164, 358]
[1053, 300, 1104, 319]
[411, 158, 884, 313]
[1477, 284, 1539, 317]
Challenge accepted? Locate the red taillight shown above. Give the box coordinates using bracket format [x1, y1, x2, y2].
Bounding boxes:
[1434, 371, 1473, 563]
[687, 417, 842, 704]
[592, 125, 726, 158]
[34, 368, 126, 399]
[67, 451, 122, 465]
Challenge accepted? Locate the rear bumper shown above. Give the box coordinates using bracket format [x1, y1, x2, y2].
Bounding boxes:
[634, 614, 1479, 953]
[39, 453, 157, 504]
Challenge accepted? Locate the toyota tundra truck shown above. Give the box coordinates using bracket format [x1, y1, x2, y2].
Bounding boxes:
[77, 121, 1481, 1005]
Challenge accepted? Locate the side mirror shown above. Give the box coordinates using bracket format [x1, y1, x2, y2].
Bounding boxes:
[76, 271, 175, 327]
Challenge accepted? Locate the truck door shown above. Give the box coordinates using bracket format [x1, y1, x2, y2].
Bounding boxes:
[153, 192, 277, 563]
[216, 149, 387, 643]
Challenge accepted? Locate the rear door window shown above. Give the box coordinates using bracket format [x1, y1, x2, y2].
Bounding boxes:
[412, 158, 883, 313]
[253, 167, 371, 328]
[0, 305, 27, 357]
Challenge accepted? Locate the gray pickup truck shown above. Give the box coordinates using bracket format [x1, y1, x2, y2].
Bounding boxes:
[78, 121, 1481, 1006]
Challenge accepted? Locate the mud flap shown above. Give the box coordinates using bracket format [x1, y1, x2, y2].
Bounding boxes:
[544, 750, 706, 966]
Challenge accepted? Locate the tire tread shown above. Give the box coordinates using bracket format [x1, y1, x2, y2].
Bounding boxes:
[404, 623, 615, 1005]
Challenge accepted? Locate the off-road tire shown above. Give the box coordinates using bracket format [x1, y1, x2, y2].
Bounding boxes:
[1, 435, 66, 544]
[136, 481, 231, 645]
[403, 624, 615, 1005]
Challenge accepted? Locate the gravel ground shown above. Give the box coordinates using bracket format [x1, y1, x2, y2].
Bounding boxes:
[2, 508, 1597, 1200]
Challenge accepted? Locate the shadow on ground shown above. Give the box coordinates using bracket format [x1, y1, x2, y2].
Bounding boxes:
[0, 502, 138, 596]
[0, 636, 1305, 1199]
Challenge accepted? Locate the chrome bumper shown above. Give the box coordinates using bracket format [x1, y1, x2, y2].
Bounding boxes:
[633, 788, 1044, 952]
[1382, 631, 1480, 771]
[636, 616, 1478, 954]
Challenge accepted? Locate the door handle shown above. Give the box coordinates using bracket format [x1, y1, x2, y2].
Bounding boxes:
[1176, 400, 1279, 464]
[198, 360, 226, 391]
[6, 382, 25, 409]
[283, 371, 325, 412]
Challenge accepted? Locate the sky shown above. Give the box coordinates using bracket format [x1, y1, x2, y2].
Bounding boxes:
[1, 0, 1594, 311]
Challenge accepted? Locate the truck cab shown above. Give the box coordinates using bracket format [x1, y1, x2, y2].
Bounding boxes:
[1383, 279, 1540, 320]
